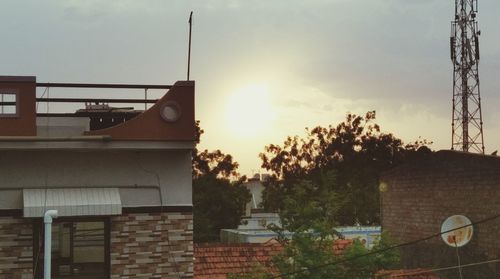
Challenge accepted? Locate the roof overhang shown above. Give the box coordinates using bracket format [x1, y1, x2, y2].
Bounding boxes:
[23, 188, 122, 217]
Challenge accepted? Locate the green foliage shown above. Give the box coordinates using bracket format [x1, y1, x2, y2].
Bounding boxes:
[233, 113, 410, 278]
[233, 175, 400, 279]
[260, 111, 431, 225]
[267, 173, 343, 278]
[273, 234, 341, 279]
[228, 264, 271, 279]
[273, 171, 342, 236]
[193, 121, 251, 242]
[339, 233, 400, 279]
[193, 175, 251, 242]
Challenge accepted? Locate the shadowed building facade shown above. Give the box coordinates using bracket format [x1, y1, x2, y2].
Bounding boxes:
[381, 150, 500, 279]
[0, 76, 195, 279]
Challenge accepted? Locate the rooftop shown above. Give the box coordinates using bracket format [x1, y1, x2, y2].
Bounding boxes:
[194, 239, 355, 278]
[0, 76, 195, 150]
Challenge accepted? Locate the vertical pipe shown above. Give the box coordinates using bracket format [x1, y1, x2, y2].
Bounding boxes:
[454, 237, 464, 279]
[44, 210, 58, 279]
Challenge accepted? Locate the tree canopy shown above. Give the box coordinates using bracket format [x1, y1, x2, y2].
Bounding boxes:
[231, 173, 400, 279]
[260, 111, 430, 225]
[192, 121, 251, 242]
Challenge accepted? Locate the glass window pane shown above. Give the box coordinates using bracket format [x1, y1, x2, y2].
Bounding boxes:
[40, 220, 108, 279]
[3, 93, 16, 102]
[72, 221, 105, 277]
[2, 106, 16, 114]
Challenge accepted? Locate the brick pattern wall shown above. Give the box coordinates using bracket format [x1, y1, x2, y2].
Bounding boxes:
[0, 216, 33, 279]
[110, 212, 193, 279]
[381, 151, 500, 278]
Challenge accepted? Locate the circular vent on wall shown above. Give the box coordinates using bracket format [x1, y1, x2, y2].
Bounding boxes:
[160, 102, 181, 122]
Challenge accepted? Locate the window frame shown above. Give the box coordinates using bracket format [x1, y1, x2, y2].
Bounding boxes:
[0, 90, 19, 117]
[32, 216, 111, 279]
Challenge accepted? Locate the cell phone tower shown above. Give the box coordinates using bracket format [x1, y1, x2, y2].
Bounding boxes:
[450, 0, 484, 153]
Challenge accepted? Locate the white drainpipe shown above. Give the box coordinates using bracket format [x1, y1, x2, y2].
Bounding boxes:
[44, 210, 58, 279]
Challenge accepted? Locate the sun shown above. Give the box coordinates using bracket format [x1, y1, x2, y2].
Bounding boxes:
[225, 84, 275, 137]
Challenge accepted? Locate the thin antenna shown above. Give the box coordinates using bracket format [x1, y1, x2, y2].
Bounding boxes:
[187, 11, 193, 81]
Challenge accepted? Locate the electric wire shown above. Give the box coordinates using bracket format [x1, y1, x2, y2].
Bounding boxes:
[382, 258, 500, 278]
[135, 154, 182, 279]
[33, 86, 51, 277]
[270, 212, 500, 278]
[35, 87, 49, 112]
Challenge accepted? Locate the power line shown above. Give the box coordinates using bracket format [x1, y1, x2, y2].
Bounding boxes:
[135, 154, 182, 279]
[385, 258, 500, 278]
[271, 212, 500, 278]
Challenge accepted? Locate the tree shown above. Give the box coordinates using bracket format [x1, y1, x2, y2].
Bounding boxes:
[231, 173, 399, 279]
[269, 172, 345, 279]
[192, 121, 251, 242]
[259, 111, 430, 225]
[193, 175, 251, 242]
[338, 233, 400, 279]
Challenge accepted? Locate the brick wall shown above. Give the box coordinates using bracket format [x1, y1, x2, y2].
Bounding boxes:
[110, 211, 193, 279]
[0, 216, 33, 279]
[381, 151, 500, 278]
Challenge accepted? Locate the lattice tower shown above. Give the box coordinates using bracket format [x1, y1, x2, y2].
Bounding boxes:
[450, 0, 484, 153]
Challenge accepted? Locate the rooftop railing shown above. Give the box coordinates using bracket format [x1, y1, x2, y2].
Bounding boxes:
[34, 82, 172, 117]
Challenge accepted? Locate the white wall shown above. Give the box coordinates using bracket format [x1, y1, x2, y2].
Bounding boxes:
[0, 149, 192, 208]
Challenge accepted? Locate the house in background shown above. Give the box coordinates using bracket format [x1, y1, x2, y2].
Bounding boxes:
[194, 239, 354, 279]
[0, 76, 195, 279]
[221, 174, 381, 246]
[244, 173, 268, 216]
[381, 150, 500, 279]
[194, 240, 439, 279]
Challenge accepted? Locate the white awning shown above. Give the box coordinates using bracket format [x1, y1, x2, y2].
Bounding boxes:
[23, 188, 122, 217]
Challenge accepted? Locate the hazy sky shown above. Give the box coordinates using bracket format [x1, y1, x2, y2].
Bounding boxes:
[1, 1, 500, 176]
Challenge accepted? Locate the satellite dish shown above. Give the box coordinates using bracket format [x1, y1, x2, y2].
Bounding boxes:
[440, 215, 473, 247]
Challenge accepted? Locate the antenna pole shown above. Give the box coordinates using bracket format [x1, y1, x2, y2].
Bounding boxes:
[450, 0, 484, 153]
[453, 238, 464, 279]
[187, 11, 193, 81]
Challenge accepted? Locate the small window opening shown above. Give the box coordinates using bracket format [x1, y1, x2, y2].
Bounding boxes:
[0, 92, 17, 116]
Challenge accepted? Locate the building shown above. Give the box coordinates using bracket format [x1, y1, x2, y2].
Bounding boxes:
[193, 239, 355, 278]
[194, 241, 282, 279]
[243, 174, 266, 216]
[0, 76, 195, 278]
[223, 175, 381, 246]
[381, 150, 500, 279]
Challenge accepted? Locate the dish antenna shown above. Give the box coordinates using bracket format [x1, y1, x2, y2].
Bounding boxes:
[441, 215, 473, 279]
[440, 215, 473, 247]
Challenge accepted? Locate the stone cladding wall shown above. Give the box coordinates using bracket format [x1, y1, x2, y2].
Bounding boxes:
[0, 216, 33, 279]
[110, 211, 193, 279]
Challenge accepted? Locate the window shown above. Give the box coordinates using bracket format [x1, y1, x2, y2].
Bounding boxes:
[0, 91, 17, 116]
[33, 218, 110, 279]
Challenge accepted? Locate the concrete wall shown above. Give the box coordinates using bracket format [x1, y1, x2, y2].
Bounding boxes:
[381, 151, 500, 278]
[0, 149, 192, 208]
[244, 180, 264, 216]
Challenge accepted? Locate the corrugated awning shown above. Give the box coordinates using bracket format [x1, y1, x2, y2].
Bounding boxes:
[23, 188, 122, 217]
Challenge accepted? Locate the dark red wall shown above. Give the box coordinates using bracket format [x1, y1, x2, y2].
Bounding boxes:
[0, 76, 36, 136]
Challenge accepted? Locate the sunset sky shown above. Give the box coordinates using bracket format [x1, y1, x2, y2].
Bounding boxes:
[1, 0, 500, 176]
